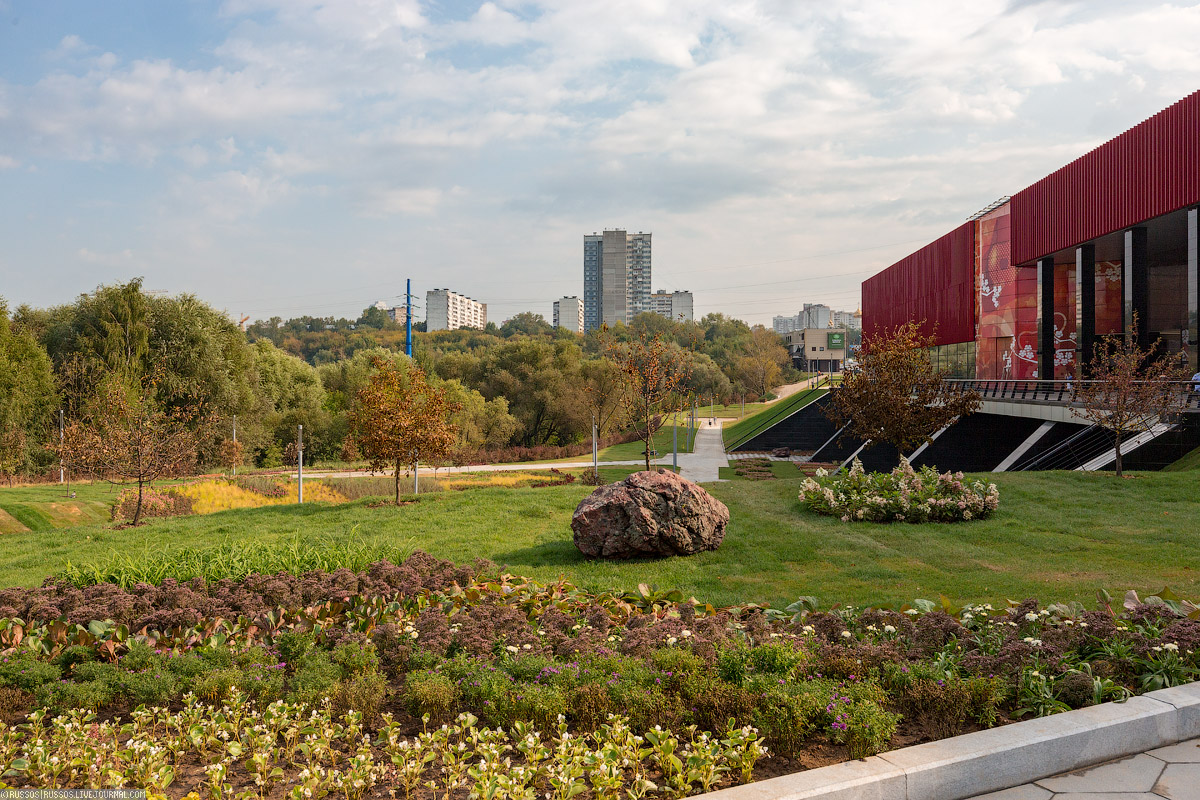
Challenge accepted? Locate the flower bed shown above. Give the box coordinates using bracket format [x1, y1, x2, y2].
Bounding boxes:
[0, 552, 1196, 796]
[731, 459, 775, 481]
[799, 457, 1000, 523]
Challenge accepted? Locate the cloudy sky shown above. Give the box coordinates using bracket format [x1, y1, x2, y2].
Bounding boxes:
[1, 0, 1198, 326]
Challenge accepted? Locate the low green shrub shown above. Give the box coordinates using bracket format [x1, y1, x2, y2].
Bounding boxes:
[403, 670, 457, 722]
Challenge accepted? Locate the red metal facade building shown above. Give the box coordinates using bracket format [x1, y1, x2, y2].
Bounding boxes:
[863, 89, 1199, 360]
[1011, 90, 1200, 265]
[861, 222, 975, 346]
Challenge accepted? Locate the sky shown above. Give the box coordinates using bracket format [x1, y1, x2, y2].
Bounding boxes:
[1, 1, 1199, 327]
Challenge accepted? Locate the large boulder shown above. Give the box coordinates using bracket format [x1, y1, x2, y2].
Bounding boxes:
[571, 470, 729, 559]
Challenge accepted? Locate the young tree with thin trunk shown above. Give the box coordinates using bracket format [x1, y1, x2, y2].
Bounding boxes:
[349, 358, 460, 504]
[57, 375, 209, 525]
[1071, 318, 1191, 477]
[827, 321, 980, 456]
[604, 330, 691, 472]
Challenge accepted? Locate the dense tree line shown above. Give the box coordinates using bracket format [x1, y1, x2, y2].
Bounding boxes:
[0, 281, 796, 479]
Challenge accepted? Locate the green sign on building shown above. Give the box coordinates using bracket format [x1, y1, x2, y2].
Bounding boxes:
[827, 332, 845, 350]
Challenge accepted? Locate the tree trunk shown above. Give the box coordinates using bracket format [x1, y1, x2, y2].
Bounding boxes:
[394, 457, 401, 505]
[133, 478, 145, 525]
[1114, 431, 1123, 477]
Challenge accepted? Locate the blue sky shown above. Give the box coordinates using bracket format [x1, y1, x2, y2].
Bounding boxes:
[2, 0, 1199, 326]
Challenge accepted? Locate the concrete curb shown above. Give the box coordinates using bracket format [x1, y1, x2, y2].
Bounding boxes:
[699, 682, 1200, 800]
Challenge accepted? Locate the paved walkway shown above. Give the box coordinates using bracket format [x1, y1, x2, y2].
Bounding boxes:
[972, 739, 1200, 800]
[676, 420, 729, 482]
[773, 373, 828, 400]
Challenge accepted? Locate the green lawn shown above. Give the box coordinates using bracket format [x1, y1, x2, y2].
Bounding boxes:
[1, 471, 1197, 609]
[0, 481, 120, 533]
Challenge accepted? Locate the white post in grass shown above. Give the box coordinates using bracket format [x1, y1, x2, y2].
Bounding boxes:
[672, 419, 678, 472]
[297, 424, 304, 504]
[58, 409, 64, 484]
[232, 414, 237, 477]
[414, 451, 419, 495]
[592, 414, 598, 479]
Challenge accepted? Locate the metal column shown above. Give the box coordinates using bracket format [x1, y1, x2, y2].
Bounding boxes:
[1188, 208, 1198, 373]
[1037, 256, 1056, 380]
[1124, 227, 1149, 344]
[1075, 243, 1096, 372]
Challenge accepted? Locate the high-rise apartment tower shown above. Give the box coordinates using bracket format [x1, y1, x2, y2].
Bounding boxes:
[583, 229, 652, 330]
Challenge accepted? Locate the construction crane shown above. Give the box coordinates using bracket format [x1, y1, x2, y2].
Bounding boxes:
[239, 315, 250, 331]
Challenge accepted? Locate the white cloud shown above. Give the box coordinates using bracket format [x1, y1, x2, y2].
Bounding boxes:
[4, 1, 1200, 324]
[77, 247, 135, 265]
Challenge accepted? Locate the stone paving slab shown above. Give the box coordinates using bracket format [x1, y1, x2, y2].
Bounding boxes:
[1035, 754, 1165, 793]
[1148, 741, 1200, 763]
[1152, 762, 1200, 800]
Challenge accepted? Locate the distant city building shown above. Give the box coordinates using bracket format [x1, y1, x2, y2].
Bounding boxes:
[553, 296, 585, 333]
[774, 305, 857, 334]
[648, 290, 693, 322]
[800, 303, 832, 329]
[388, 303, 415, 325]
[772, 315, 800, 335]
[832, 309, 862, 330]
[426, 289, 487, 331]
[583, 229, 652, 330]
[786, 328, 848, 372]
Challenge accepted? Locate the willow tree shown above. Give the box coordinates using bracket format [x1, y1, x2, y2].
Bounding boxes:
[349, 358, 460, 504]
[827, 321, 980, 455]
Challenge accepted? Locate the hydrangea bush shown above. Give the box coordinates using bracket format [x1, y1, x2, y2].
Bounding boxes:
[799, 457, 999, 523]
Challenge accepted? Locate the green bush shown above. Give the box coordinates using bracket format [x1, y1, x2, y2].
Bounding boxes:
[0, 654, 61, 693]
[276, 631, 315, 664]
[334, 672, 388, 723]
[403, 670, 457, 723]
[289, 650, 341, 707]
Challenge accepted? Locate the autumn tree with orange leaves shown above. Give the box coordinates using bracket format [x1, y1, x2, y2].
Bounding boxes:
[605, 329, 691, 472]
[828, 321, 980, 456]
[349, 358, 460, 505]
[1071, 317, 1191, 477]
[56, 375, 210, 525]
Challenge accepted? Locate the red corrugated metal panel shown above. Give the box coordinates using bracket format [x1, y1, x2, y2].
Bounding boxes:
[1011, 90, 1200, 264]
[862, 222, 976, 346]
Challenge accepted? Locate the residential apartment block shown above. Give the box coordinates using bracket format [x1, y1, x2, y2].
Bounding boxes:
[553, 296, 585, 333]
[426, 289, 487, 331]
[648, 290, 693, 322]
[583, 229, 652, 330]
[774, 304, 859, 334]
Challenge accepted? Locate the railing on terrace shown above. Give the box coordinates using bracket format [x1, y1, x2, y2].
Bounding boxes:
[942, 379, 1200, 411]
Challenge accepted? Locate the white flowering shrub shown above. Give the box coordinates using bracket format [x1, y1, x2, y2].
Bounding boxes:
[799, 457, 999, 523]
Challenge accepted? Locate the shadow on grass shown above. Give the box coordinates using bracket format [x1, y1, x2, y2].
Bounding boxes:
[493, 541, 586, 568]
[494, 539, 685, 571]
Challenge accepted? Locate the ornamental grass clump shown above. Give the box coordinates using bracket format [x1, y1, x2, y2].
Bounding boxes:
[799, 457, 999, 523]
